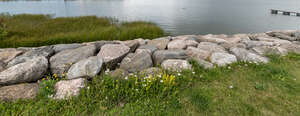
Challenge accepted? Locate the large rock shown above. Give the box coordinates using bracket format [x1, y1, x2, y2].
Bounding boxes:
[280, 43, 300, 54]
[147, 37, 171, 50]
[52, 43, 83, 53]
[230, 47, 269, 63]
[167, 39, 187, 50]
[191, 58, 214, 69]
[0, 61, 5, 72]
[186, 46, 210, 60]
[210, 52, 237, 66]
[0, 83, 39, 101]
[197, 42, 227, 53]
[161, 59, 192, 71]
[167, 39, 198, 50]
[242, 40, 276, 49]
[196, 35, 228, 44]
[135, 45, 158, 55]
[0, 48, 23, 64]
[97, 44, 130, 68]
[83, 41, 119, 51]
[252, 36, 292, 45]
[54, 78, 86, 100]
[67, 56, 103, 80]
[50, 45, 96, 75]
[251, 46, 288, 56]
[120, 51, 153, 73]
[291, 31, 300, 40]
[120, 40, 140, 52]
[152, 50, 189, 65]
[267, 32, 296, 41]
[8, 46, 54, 67]
[0, 56, 48, 85]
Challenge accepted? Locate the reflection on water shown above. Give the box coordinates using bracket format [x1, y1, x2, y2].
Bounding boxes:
[0, 0, 300, 35]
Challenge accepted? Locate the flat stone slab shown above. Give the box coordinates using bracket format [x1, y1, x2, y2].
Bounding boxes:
[54, 78, 86, 100]
[0, 83, 39, 101]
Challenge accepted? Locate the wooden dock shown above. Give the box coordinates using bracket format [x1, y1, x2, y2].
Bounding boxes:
[271, 9, 300, 17]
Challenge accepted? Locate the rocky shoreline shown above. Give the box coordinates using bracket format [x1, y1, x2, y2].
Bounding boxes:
[0, 30, 300, 100]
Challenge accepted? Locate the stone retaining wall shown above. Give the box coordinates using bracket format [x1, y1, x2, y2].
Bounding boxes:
[0, 30, 300, 100]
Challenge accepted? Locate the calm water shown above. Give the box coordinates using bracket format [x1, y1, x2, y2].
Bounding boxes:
[0, 0, 300, 35]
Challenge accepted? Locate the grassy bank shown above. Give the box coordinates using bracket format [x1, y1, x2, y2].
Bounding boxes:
[1, 53, 300, 116]
[0, 14, 165, 48]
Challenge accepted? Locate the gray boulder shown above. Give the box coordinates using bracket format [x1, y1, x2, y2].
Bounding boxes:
[0, 83, 39, 101]
[167, 39, 198, 50]
[210, 52, 237, 66]
[50, 45, 96, 76]
[0, 56, 48, 85]
[8, 46, 54, 67]
[161, 59, 192, 71]
[280, 43, 300, 54]
[54, 78, 86, 100]
[242, 40, 276, 49]
[152, 50, 189, 65]
[121, 40, 140, 52]
[251, 46, 288, 56]
[97, 44, 130, 68]
[67, 56, 103, 80]
[192, 58, 214, 69]
[0, 48, 23, 64]
[291, 31, 300, 40]
[167, 39, 187, 50]
[197, 42, 227, 53]
[52, 43, 83, 53]
[0, 61, 5, 72]
[136, 45, 158, 55]
[230, 47, 269, 63]
[120, 51, 153, 73]
[267, 32, 296, 41]
[147, 37, 171, 50]
[186, 46, 210, 60]
[83, 41, 119, 51]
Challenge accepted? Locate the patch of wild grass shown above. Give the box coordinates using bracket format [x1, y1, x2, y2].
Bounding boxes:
[1, 53, 300, 116]
[0, 14, 165, 48]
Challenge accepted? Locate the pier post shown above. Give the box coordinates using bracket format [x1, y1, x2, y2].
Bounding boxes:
[283, 12, 290, 15]
[297, 13, 300, 17]
[271, 10, 278, 14]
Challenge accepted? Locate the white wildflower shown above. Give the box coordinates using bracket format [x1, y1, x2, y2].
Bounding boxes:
[229, 85, 233, 89]
[125, 76, 128, 80]
[142, 84, 146, 87]
[178, 73, 181, 76]
[192, 72, 195, 74]
[160, 80, 163, 83]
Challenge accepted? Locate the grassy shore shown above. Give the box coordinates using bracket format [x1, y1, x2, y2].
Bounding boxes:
[0, 53, 300, 116]
[0, 14, 165, 48]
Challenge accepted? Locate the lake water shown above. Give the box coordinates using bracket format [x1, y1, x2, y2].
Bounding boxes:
[0, 0, 300, 35]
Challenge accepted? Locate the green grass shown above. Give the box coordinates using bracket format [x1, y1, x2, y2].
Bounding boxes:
[1, 53, 300, 116]
[0, 14, 165, 48]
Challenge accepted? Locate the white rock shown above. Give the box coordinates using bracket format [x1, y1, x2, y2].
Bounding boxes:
[54, 78, 86, 100]
[230, 47, 269, 63]
[161, 59, 192, 71]
[67, 56, 103, 79]
[0, 56, 48, 85]
[210, 52, 237, 66]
